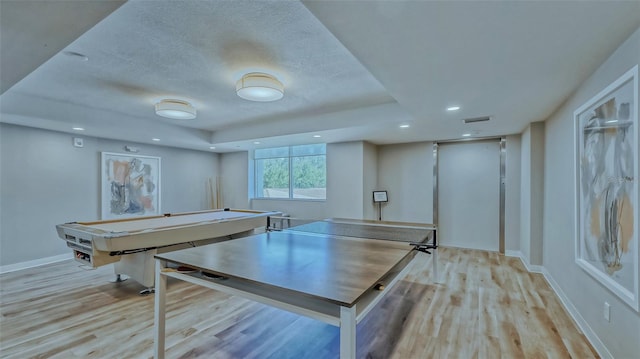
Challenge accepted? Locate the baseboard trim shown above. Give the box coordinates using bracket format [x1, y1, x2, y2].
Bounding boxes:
[504, 250, 544, 273]
[540, 268, 613, 359]
[504, 249, 521, 258]
[508, 251, 612, 359]
[0, 253, 72, 274]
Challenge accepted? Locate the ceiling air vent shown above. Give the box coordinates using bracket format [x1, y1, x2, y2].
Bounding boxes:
[462, 116, 491, 124]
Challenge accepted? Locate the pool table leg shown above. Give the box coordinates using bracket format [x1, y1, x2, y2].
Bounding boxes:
[109, 274, 129, 283]
[140, 287, 155, 296]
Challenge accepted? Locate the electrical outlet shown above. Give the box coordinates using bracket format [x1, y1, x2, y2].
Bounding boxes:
[604, 302, 610, 322]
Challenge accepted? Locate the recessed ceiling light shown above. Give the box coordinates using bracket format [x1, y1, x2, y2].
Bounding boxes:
[605, 119, 619, 123]
[399, 124, 410, 128]
[253, 141, 261, 145]
[209, 146, 216, 150]
[236, 72, 284, 102]
[313, 135, 322, 138]
[155, 99, 196, 120]
[447, 106, 461, 111]
[72, 127, 84, 131]
[462, 133, 471, 137]
[152, 138, 160, 141]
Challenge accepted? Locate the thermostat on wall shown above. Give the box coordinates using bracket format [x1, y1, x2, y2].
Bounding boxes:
[73, 137, 84, 148]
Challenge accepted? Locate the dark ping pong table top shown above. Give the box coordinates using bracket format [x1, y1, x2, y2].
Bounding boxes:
[156, 220, 433, 307]
[287, 220, 433, 243]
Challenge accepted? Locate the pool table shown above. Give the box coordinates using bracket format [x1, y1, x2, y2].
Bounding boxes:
[56, 209, 278, 292]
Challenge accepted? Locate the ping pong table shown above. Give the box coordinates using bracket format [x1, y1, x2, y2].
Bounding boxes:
[153, 218, 437, 358]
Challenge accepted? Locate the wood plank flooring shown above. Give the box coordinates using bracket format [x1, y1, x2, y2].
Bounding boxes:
[0, 248, 598, 358]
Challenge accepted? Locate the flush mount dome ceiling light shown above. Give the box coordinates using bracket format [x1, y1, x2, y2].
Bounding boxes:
[155, 99, 196, 120]
[236, 72, 284, 102]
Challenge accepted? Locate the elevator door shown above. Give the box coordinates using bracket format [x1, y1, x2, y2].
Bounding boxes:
[438, 140, 500, 251]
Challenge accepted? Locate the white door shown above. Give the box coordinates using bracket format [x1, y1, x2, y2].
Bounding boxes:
[438, 140, 500, 251]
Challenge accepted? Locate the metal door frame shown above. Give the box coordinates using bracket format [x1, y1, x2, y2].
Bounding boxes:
[432, 137, 506, 253]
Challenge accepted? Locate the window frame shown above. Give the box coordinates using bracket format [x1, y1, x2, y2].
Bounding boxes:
[253, 144, 326, 201]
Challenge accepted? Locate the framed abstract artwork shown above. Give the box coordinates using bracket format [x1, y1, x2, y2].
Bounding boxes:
[101, 152, 161, 220]
[574, 65, 638, 311]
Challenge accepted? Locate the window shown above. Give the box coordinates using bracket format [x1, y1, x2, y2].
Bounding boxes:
[254, 144, 326, 200]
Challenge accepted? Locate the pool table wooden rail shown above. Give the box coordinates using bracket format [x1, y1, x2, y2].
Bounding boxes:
[55, 209, 279, 287]
[56, 209, 277, 253]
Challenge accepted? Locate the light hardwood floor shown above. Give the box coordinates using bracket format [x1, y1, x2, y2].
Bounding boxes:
[0, 247, 598, 358]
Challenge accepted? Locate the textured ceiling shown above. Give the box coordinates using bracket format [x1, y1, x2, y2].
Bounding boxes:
[1, 1, 639, 152]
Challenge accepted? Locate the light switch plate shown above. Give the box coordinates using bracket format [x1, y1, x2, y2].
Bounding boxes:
[73, 137, 84, 148]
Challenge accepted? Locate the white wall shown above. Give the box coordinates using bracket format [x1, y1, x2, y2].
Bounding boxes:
[362, 142, 378, 220]
[229, 141, 432, 222]
[377, 142, 434, 223]
[378, 138, 522, 239]
[0, 124, 219, 266]
[218, 152, 329, 218]
[326, 141, 365, 218]
[233, 140, 521, 229]
[529, 122, 545, 265]
[223, 141, 374, 221]
[251, 199, 327, 220]
[519, 122, 545, 265]
[505, 134, 521, 251]
[230, 139, 520, 229]
[520, 127, 532, 261]
[542, 27, 640, 358]
[220, 151, 249, 209]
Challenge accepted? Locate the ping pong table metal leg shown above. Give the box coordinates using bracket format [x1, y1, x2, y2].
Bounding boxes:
[154, 259, 167, 359]
[340, 305, 356, 359]
[431, 229, 441, 283]
[433, 248, 440, 283]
